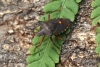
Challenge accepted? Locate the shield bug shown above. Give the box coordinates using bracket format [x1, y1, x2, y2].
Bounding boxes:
[36, 18, 71, 37]
[34, 17, 71, 51]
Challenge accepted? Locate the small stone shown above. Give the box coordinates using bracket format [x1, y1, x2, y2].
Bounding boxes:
[70, 53, 76, 60]
[9, 37, 15, 42]
[14, 45, 21, 51]
[19, 30, 24, 34]
[2, 44, 10, 50]
[8, 29, 14, 34]
[24, 15, 29, 20]
[78, 52, 84, 58]
[14, 63, 25, 67]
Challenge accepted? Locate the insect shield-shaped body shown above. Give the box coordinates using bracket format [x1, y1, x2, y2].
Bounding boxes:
[36, 18, 71, 37]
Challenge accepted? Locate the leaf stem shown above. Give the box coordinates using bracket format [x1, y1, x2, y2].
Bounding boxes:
[59, 0, 67, 18]
[39, 38, 51, 67]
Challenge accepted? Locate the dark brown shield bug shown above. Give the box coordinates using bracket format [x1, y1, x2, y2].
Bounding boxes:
[36, 18, 71, 37]
[34, 18, 71, 51]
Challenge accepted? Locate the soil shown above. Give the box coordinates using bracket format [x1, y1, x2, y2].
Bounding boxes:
[0, 0, 100, 67]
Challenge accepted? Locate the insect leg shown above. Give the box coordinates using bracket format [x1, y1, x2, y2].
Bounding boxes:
[55, 35, 64, 40]
[66, 40, 78, 44]
[55, 35, 78, 44]
[34, 35, 45, 51]
[34, 28, 39, 31]
[48, 14, 50, 20]
[43, 17, 45, 21]
[43, 14, 50, 21]
[50, 37, 60, 50]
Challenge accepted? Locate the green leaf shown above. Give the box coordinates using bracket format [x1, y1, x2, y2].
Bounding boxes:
[65, 27, 70, 34]
[59, 0, 79, 21]
[91, 0, 100, 7]
[26, 53, 41, 63]
[39, 12, 59, 21]
[64, 0, 78, 15]
[34, 26, 40, 33]
[50, 11, 60, 19]
[91, 1, 100, 66]
[98, 64, 100, 67]
[39, 14, 49, 21]
[95, 33, 100, 44]
[27, 33, 66, 67]
[96, 27, 100, 34]
[43, 1, 61, 12]
[95, 44, 100, 53]
[91, 0, 100, 26]
[92, 15, 100, 26]
[40, 0, 80, 22]
[60, 8, 75, 21]
[32, 36, 43, 46]
[75, 0, 82, 3]
[91, 7, 100, 18]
